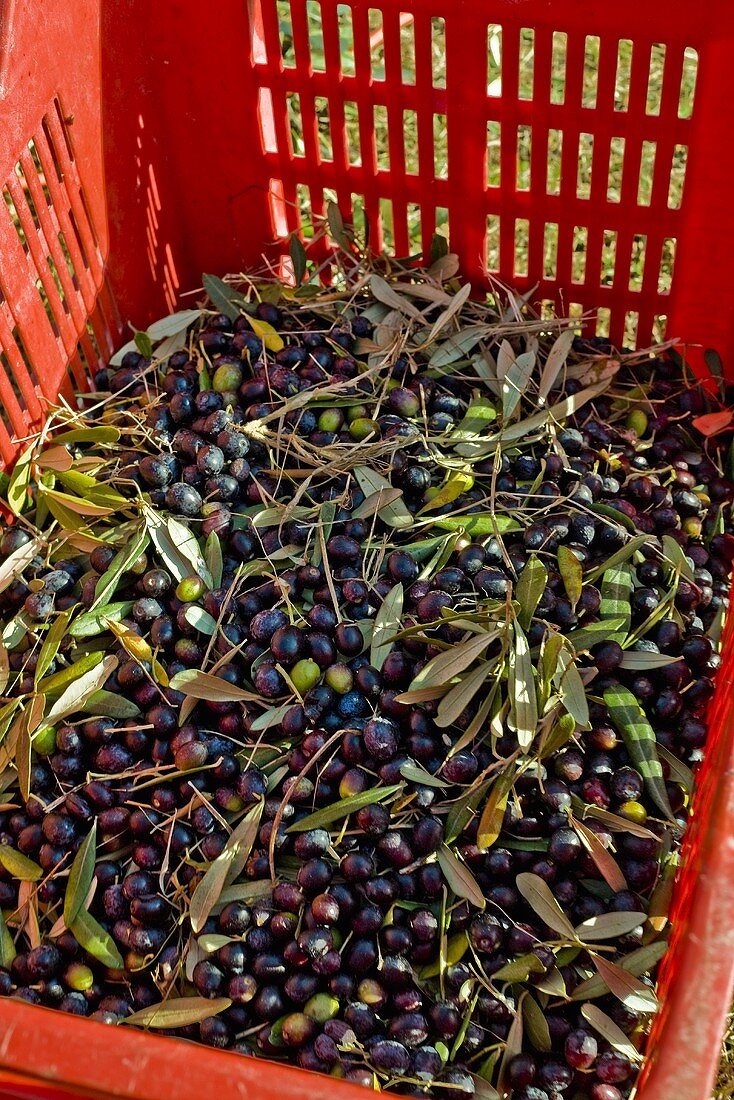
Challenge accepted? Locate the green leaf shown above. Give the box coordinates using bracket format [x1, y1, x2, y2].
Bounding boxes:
[6, 443, 35, 515]
[353, 467, 413, 529]
[565, 617, 627, 654]
[93, 526, 150, 609]
[399, 761, 446, 789]
[557, 546, 583, 608]
[410, 631, 497, 690]
[435, 659, 493, 729]
[147, 309, 202, 342]
[225, 800, 265, 884]
[34, 610, 73, 686]
[523, 994, 552, 1052]
[71, 909, 124, 968]
[202, 274, 251, 320]
[134, 330, 153, 358]
[492, 953, 545, 982]
[190, 847, 237, 934]
[539, 711, 576, 758]
[0, 846, 42, 881]
[599, 563, 633, 642]
[437, 845, 485, 908]
[604, 686, 674, 820]
[418, 932, 469, 978]
[430, 327, 492, 369]
[572, 941, 668, 1001]
[477, 767, 515, 850]
[0, 537, 43, 596]
[0, 910, 15, 968]
[52, 427, 121, 446]
[289, 234, 307, 285]
[65, 821, 97, 927]
[516, 872, 577, 940]
[508, 622, 537, 749]
[585, 535, 649, 584]
[538, 329, 574, 405]
[580, 1004, 644, 1063]
[516, 556, 547, 630]
[445, 778, 493, 844]
[81, 690, 140, 718]
[589, 952, 658, 1013]
[287, 785, 402, 832]
[420, 472, 474, 514]
[184, 606, 218, 636]
[205, 532, 223, 588]
[370, 583, 403, 671]
[449, 396, 498, 454]
[589, 502, 638, 534]
[168, 669, 261, 703]
[554, 648, 589, 728]
[45, 656, 117, 725]
[661, 534, 695, 582]
[123, 997, 232, 1029]
[431, 514, 521, 537]
[327, 202, 351, 250]
[502, 350, 535, 420]
[68, 601, 135, 638]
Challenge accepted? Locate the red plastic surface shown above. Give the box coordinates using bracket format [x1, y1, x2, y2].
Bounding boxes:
[1, 1, 734, 1097]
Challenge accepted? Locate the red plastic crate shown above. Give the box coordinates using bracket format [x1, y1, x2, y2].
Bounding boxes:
[1, 0, 734, 1096]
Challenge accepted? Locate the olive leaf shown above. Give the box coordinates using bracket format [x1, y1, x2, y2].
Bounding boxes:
[34, 609, 72, 686]
[0, 641, 8, 696]
[93, 526, 149, 609]
[476, 767, 515, 851]
[168, 669, 262, 703]
[419, 472, 474, 514]
[353, 467, 412, 529]
[202, 273, 251, 320]
[657, 743, 694, 793]
[45, 656, 118, 725]
[430, 326, 493, 368]
[554, 648, 590, 728]
[599, 563, 633, 641]
[604, 686, 674, 820]
[585, 535, 649, 584]
[370, 275, 424, 320]
[425, 282, 472, 343]
[538, 712, 576, 758]
[502, 350, 535, 420]
[370, 583, 404, 671]
[589, 501, 638, 534]
[516, 556, 547, 630]
[580, 1004, 644, 1062]
[418, 932, 469, 978]
[557, 545, 583, 608]
[37, 652, 104, 696]
[289, 234, 307, 285]
[0, 909, 15, 968]
[522, 993, 552, 1052]
[491, 953, 545, 982]
[410, 630, 497, 689]
[445, 777, 494, 844]
[497, 996, 524, 1094]
[569, 816, 627, 892]
[123, 996, 232, 1028]
[450, 397, 498, 456]
[516, 872, 578, 940]
[69, 601, 134, 638]
[435, 659, 494, 729]
[0, 536, 43, 595]
[190, 847, 238, 934]
[6, 443, 35, 515]
[508, 623, 538, 749]
[400, 761, 446, 789]
[224, 801, 265, 884]
[81, 691, 140, 718]
[0, 846, 42, 881]
[71, 909, 124, 968]
[246, 315, 284, 352]
[537, 328, 574, 406]
[618, 651, 680, 670]
[65, 821, 98, 927]
[431, 514, 521, 537]
[287, 785, 402, 832]
[52, 426, 121, 446]
[204, 532, 224, 588]
[589, 952, 659, 1013]
[184, 606, 218, 636]
[575, 911, 644, 942]
[565, 617, 627, 654]
[571, 940, 668, 1000]
[436, 845, 485, 908]
[661, 534, 695, 582]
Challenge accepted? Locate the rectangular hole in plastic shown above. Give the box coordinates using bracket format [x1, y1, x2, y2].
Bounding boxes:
[637, 141, 656, 205]
[40, 118, 64, 183]
[544, 222, 559, 279]
[296, 183, 313, 235]
[0, 346, 30, 418]
[370, 9, 386, 81]
[3, 189, 28, 254]
[547, 129, 562, 195]
[67, 209, 90, 271]
[551, 31, 567, 104]
[487, 24, 503, 97]
[514, 217, 529, 278]
[431, 18, 446, 89]
[487, 121, 501, 186]
[646, 44, 666, 115]
[380, 197, 395, 251]
[47, 254, 70, 314]
[600, 229, 618, 287]
[400, 14, 416, 84]
[307, 1, 326, 71]
[277, 1, 296, 66]
[654, 314, 668, 342]
[345, 102, 361, 166]
[577, 134, 594, 199]
[596, 306, 611, 338]
[351, 193, 367, 246]
[583, 36, 600, 108]
[57, 231, 78, 287]
[374, 105, 390, 171]
[433, 114, 448, 179]
[614, 40, 633, 111]
[568, 302, 584, 326]
[629, 233, 647, 292]
[258, 87, 278, 153]
[315, 96, 334, 161]
[84, 321, 102, 364]
[516, 126, 531, 191]
[13, 326, 39, 390]
[403, 110, 419, 174]
[14, 163, 41, 231]
[35, 279, 59, 336]
[53, 98, 75, 165]
[0, 352, 17, 433]
[540, 299, 556, 321]
[658, 236, 677, 293]
[486, 214, 500, 272]
[435, 206, 450, 245]
[519, 28, 534, 100]
[27, 140, 50, 211]
[407, 202, 421, 248]
[572, 225, 588, 283]
[337, 5, 355, 76]
[624, 310, 639, 348]
[286, 93, 304, 157]
[668, 144, 688, 209]
[607, 136, 625, 202]
[679, 47, 698, 119]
